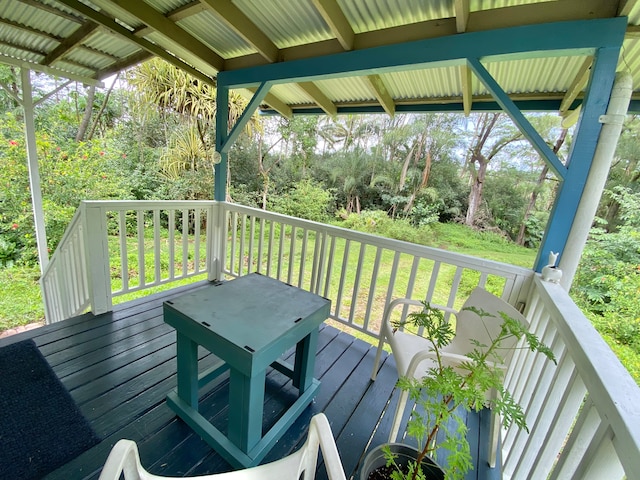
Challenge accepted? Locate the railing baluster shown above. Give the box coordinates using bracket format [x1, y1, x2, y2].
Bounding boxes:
[277, 221, 285, 281]
[335, 239, 351, 320]
[323, 235, 336, 299]
[194, 208, 202, 274]
[137, 210, 145, 288]
[362, 246, 383, 332]
[118, 211, 128, 291]
[349, 243, 366, 326]
[267, 220, 274, 277]
[238, 213, 246, 276]
[257, 218, 265, 274]
[248, 215, 255, 274]
[181, 209, 188, 277]
[168, 209, 175, 280]
[298, 229, 308, 289]
[288, 225, 297, 285]
[153, 209, 161, 284]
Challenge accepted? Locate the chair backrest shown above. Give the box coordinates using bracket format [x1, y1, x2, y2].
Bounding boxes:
[98, 413, 346, 480]
[447, 287, 528, 365]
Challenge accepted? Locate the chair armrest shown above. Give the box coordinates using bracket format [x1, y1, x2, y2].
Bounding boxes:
[311, 413, 347, 480]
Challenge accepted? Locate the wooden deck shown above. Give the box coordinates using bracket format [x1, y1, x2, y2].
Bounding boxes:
[0, 281, 500, 480]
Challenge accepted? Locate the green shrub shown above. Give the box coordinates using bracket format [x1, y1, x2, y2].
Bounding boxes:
[269, 179, 333, 222]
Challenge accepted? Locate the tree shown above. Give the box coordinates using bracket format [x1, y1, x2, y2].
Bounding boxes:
[464, 113, 522, 227]
[127, 59, 254, 199]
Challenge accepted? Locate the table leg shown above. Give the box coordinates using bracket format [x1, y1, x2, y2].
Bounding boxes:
[176, 332, 199, 409]
[228, 368, 265, 452]
[293, 328, 318, 393]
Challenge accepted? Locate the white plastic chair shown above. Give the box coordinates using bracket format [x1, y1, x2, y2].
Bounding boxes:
[98, 413, 346, 480]
[370, 287, 528, 467]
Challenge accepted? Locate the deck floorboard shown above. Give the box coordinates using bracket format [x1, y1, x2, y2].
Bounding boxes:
[1, 282, 500, 480]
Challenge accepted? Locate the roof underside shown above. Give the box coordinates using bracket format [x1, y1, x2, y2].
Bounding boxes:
[2, 0, 640, 117]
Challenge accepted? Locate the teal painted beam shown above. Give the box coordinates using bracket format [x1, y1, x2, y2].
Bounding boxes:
[217, 18, 626, 89]
[467, 58, 567, 179]
[535, 46, 622, 272]
[214, 85, 229, 202]
[220, 82, 271, 154]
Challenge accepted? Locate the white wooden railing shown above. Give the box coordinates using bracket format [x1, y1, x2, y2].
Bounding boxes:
[502, 276, 640, 479]
[41, 200, 216, 322]
[219, 203, 534, 337]
[40, 200, 640, 478]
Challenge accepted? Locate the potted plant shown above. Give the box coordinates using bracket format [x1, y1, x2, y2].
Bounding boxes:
[361, 301, 556, 480]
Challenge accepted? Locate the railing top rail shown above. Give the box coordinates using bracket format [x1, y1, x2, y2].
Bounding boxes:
[81, 200, 217, 209]
[223, 202, 533, 279]
[533, 277, 640, 468]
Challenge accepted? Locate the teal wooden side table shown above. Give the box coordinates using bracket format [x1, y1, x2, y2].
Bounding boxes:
[163, 273, 331, 468]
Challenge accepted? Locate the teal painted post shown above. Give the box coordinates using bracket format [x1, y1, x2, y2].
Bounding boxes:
[535, 46, 621, 271]
[228, 368, 265, 452]
[293, 329, 318, 393]
[176, 333, 199, 409]
[215, 85, 229, 201]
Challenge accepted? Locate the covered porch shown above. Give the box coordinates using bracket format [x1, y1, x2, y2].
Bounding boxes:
[1, 1, 640, 478]
[32, 199, 640, 479]
[2, 281, 498, 480]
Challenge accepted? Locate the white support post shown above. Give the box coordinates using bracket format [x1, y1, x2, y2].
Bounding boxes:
[209, 201, 225, 281]
[82, 202, 112, 314]
[559, 71, 633, 289]
[20, 68, 49, 272]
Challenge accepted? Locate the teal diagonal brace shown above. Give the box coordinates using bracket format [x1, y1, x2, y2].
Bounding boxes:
[219, 81, 272, 155]
[467, 58, 567, 180]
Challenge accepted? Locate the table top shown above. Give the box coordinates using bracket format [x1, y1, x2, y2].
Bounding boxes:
[164, 273, 330, 355]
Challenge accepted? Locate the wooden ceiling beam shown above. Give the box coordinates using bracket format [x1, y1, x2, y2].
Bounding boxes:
[200, 0, 279, 63]
[460, 64, 473, 116]
[454, 0, 470, 33]
[57, 0, 218, 85]
[298, 82, 337, 117]
[559, 56, 593, 115]
[226, 0, 615, 72]
[133, 1, 207, 37]
[243, 88, 293, 118]
[103, 0, 224, 71]
[618, 0, 639, 16]
[365, 75, 395, 116]
[44, 22, 99, 66]
[312, 0, 355, 50]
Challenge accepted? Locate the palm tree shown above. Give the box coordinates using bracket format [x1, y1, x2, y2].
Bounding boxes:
[127, 59, 256, 198]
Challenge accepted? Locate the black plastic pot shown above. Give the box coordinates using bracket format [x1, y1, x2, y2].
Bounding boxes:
[359, 443, 445, 480]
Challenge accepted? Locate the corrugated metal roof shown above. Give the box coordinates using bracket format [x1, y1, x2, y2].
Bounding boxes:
[178, 10, 254, 59]
[237, 0, 333, 48]
[0, 0, 637, 115]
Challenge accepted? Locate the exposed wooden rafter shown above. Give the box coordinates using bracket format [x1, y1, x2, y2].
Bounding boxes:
[44, 22, 99, 66]
[56, 0, 218, 85]
[365, 75, 395, 117]
[200, 0, 279, 63]
[133, 1, 208, 37]
[559, 56, 593, 116]
[243, 88, 293, 119]
[298, 82, 337, 117]
[98, 0, 225, 71]
[460, 65, 473, 116]
[312, 0, 355, 51]
[454, 0, 470, 34]
[618, 0, 639, 16]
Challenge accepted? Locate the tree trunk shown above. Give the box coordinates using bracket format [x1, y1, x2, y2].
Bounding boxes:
[465, 159, 487, 226]
[76, 85, 95, 142]
[87, 73, 119, 140]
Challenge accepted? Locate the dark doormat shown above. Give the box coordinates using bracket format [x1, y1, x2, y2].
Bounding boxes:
[0, 339, 101, 480]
